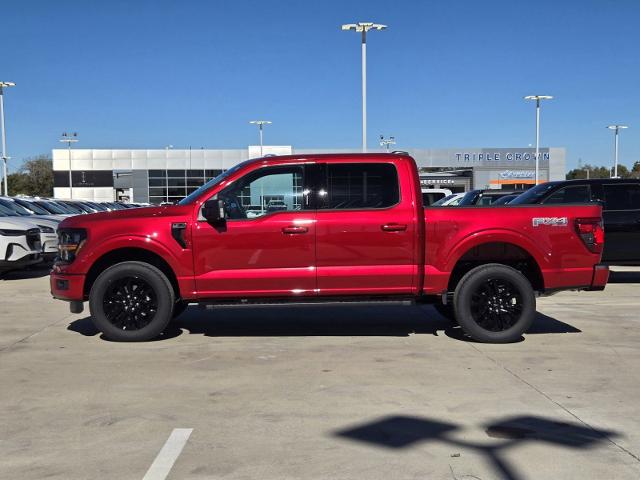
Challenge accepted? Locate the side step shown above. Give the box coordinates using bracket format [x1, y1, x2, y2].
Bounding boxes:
[197, 296, 416, 309]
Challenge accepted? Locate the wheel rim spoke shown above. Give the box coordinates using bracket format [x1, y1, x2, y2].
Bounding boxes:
[102, 275, 157, 331]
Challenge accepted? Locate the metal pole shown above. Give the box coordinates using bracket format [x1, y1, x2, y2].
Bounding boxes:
[361, 30, 367, 152]
[259, 124, 264, 156]
[68, 141, 73, 199]
[535, 98, 540, 185]
[0, 87, 7, 196]
[614, 127, 619, 178]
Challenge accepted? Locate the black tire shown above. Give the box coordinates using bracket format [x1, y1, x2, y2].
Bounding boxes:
[172, 300, 189, 319]
[89, 261, 175, 341]
[453, 263, 536, 343]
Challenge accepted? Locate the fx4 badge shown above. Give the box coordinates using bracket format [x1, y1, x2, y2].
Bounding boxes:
[532, 217, 568, 227]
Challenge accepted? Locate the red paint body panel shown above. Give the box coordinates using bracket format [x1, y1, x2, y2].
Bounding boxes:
[50, 153, 608, 304]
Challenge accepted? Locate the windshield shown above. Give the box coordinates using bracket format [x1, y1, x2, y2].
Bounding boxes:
[0, 199, 30, 216]
[178, 162, 250, 205]
[458, 190, 481, 206]
[431, 194, 456, 206]
[33, 200, 69, 215]
[12, 198, 50, 215]
[0, 203, 19, 216]
[509, 182, 561, 204]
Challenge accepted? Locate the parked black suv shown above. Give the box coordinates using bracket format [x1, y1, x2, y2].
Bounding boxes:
[510, 179, 640, 265]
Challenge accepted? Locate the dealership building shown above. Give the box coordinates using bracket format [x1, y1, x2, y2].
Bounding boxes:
[52, 146, 565, 203]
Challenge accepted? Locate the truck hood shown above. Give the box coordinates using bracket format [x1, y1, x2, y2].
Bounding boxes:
[59, 204, 192, 229]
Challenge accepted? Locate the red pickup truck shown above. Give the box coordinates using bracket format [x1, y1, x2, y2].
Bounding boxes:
[50, 153, 609, 343]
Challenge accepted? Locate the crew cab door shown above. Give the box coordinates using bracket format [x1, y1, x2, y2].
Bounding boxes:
[192, 164, 316, 297]
[600, 183, 640, 263]
[315, 160, 417, 295]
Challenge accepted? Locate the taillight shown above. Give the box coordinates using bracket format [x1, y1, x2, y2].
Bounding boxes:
[575, 217, 604, 254]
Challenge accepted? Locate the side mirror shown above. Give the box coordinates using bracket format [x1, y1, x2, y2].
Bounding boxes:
[202, 198, 226, 223]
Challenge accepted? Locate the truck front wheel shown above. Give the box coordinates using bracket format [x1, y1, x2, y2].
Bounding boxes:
[453, 263, 536, 343]
[89, 261, 175, 342]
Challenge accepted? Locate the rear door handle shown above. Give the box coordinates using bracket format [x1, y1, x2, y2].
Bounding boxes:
[381, 223, 407, 232]
[282, 226, 308, 234]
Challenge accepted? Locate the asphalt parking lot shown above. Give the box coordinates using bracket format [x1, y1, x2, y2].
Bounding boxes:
[1, 268, 639, 480]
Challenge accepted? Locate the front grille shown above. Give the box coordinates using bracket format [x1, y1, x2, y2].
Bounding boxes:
[26, 228, 40, 250]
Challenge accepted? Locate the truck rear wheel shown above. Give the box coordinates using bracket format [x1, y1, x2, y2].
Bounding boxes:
[89, 261, 175, 342]
[453, 263, 535, 343]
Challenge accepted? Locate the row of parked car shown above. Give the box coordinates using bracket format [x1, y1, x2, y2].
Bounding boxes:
[426, 178, 640, 265]
[0, 197, 146, 274]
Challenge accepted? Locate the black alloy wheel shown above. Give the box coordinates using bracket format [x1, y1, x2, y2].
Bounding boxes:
[469, 278, 523, 332]
[102, 276, 158, 330]
[453, 263, 536, 343]
[89, 261, 175, 341]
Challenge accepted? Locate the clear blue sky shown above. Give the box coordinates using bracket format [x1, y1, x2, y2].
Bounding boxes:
[2, 0, 639, 172]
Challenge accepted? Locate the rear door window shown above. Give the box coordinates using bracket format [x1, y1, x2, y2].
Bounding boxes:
[602, 184, 640, 211]
[321, 163, 399, 210]
[542, 185, 592, 204]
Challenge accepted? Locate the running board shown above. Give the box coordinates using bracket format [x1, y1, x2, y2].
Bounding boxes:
[196, 296, 416, 309]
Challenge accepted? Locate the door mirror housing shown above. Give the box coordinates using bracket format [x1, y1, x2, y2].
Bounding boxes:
[202, 198, 226, 223]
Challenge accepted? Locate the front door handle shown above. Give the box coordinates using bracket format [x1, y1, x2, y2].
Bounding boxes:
[381, 223, 407, 232]
[282, 226, 309, 234]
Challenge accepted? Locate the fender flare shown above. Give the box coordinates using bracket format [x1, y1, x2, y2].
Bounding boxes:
[442, 228, 551, 273]
[80, 234, 184, 275]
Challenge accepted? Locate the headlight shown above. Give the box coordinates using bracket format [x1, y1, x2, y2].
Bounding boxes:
[37, 225, 56, 234]
[0, 229, 26, 236]
[57, 228, 87, 263]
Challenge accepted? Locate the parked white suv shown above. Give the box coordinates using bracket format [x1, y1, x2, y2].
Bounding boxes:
[0, 217, 42, 273]
[0, 204, 59, 262]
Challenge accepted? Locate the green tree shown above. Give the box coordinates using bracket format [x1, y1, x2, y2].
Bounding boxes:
[566, 163, 632, 180]
[6, 155, 53, 197]
[7, 172, 30, 196]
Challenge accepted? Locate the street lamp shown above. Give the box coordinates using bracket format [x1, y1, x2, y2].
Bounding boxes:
[342, 22, 387, 153]
[60, 132, 78, 199]
[524, 95, 553, 185]
[607, 125, 628, 178]
[249, 120, 272, 156]
[0, 81, 16, 196]
[379, 135, 396, 152]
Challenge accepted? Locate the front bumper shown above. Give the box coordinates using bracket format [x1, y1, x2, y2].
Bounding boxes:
[50, 270, 86, 301]
[0, 253, 42, 272]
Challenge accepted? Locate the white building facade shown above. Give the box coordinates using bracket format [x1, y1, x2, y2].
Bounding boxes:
[52, 146, 565, 203]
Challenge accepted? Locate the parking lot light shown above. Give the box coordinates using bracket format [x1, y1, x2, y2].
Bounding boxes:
[0, 81, 16, 196]
[524, 95, 553, 185]
[249, 120, 272, 157]
[60, 132, 79, 199]
[607, 125, 628, 178]
[342, 22, 387, 153]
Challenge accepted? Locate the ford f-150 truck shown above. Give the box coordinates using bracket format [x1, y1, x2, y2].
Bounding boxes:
[50, 153, 609, 343]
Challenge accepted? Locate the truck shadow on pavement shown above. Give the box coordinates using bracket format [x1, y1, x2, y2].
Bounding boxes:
[333, 414, 620, 480]
[67, 306, 580, 342]
[608, 270, 640, 284]
[0, 265, 51, 280]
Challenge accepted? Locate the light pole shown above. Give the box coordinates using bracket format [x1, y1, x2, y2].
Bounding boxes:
[607, 125, 628, 178]
[524, 95, 553, 185]
[0, 81, 16, 196]
[60, 132, 78, 199]
[249, 120, 272, 156]
[342, 22, 387, 152]
[379, 135, 396, 152]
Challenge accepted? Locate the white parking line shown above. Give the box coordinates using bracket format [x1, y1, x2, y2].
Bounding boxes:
[142, 428, 193, 480]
